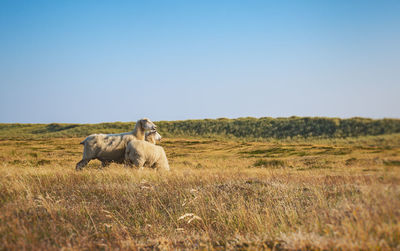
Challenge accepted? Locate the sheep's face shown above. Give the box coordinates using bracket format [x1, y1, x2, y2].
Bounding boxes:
[140, 118, 157, 131]
[145, 130, 162, 143]
[153, 131, 162, 142]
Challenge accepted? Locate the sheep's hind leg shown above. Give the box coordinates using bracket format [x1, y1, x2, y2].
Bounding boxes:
[101, 160, 111, 168]
[76, 159, 90, 171]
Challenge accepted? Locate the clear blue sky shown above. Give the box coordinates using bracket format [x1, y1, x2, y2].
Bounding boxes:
[1, 0, 399, 123]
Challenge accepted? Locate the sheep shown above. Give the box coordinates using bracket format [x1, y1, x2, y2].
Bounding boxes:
[145, 130, 162, 144]
[76, 118, 157, 170]
[125, 140, 170, 171]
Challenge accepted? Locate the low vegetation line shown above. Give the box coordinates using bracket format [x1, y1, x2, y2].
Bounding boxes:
[1, 116, 400, 139]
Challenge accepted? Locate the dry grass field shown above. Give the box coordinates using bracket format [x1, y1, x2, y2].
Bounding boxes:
[1, 135, 400, 250]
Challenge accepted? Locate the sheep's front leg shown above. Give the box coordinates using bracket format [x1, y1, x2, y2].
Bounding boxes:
[132, 157, 145, 170]
[124, 159, 133, 168]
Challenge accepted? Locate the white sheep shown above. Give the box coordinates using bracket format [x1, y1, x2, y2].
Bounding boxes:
[145, 130, 162, 144]
[125, 139, 170, 171]
[76, 118, 157, 170]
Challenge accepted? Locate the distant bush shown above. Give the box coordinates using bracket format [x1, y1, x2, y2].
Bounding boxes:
[1, 117, 400, 139]
[253, 159, 286, 168]
[156, 117, 400, 139]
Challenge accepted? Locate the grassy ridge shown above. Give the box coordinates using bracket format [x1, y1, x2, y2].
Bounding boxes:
[1, 117, 400, 139]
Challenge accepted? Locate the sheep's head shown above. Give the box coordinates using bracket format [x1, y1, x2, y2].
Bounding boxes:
[145, 130, 162, 144]
[138, 118, 157, 131]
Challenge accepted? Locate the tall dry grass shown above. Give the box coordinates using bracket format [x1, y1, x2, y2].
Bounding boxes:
[0, 136, 399, 250]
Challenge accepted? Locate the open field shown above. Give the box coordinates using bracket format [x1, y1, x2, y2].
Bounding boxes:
[1, 135, 400, 250]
